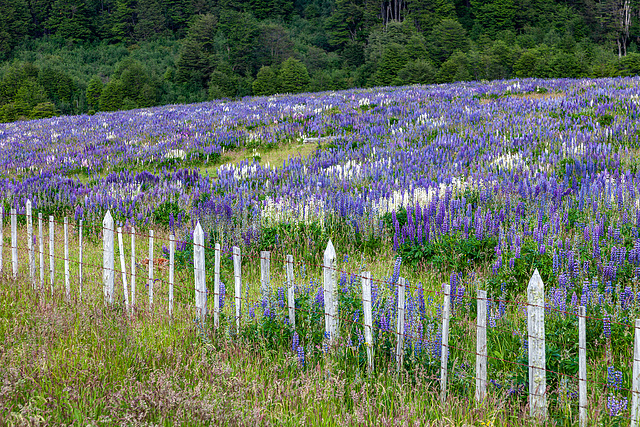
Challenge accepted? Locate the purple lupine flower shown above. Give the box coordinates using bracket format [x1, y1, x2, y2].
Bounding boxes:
[292, 331, 299, 353]
[315, 287, 324, 308]
[220, 282, 226, 309]
[607, 396, 628, 417]
[603, 314, 611, 339]
[607, 366, 623, 390]
[392, 256, 402, 285]
[297, 345, 305, 367]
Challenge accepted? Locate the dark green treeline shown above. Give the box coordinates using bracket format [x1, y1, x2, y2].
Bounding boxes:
[2, 0, 640, 122]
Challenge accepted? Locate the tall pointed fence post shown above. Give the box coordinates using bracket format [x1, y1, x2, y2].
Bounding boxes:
[64, 217, 70, 300]
[362, 271, 374, 373]
[233, 246, 242, 333]
[0, 206, 3, 274]
[396, 277, 406, 371]
[323, 240, 337, 343]
[148, 229, 154, 309]
[214, 243, 221, 328]
[78, 220, 83, 301]
[475, 289, 488, 403]
[49, 216, 54, 295]
[578, 305, 587, 427]
[11, 208, 17, 280]
[440, 284, 451, 403]
[117, 227, 130, 313]
[527, 269, 547, 420]
[169, 234, 175, 317]
[27, 201, 34, 287]
[103, 211, 114, 305]
[130, 226, 136, 307]
[193, 223, 205, 322]
[286, 254, 295, 329]
[260, 251, 270, 302]
[631, 319, 640, 427]
[38, 214, 44, 291]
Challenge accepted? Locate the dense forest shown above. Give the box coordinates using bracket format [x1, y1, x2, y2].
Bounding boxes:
[2, 0, 640, 122]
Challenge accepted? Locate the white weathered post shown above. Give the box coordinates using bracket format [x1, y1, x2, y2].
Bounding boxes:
[38, 213, 44, 290]
[148, 229, 154, 309]
[130, 226, 136, 307]
[362, 271, 374, 373]
[440, 284, 451, 403]
[323, 239, 337, 342]
[193, 223, 205, 322]
[396, 276, 406, 371]
[117, 227, 130, 312]
[286, 254, 295, 329]
[0, 206, 3, 274]
[233, 246, 242, 333]
[214, 243, 221, 328]
[527, 269, 547, 420]
[260, 251, 271, 302]
[11, 208, 17, 280]
[169, 234, 175, 317]
[578, 305, 587, 427]
[64, 217, 70, 300]
[103, 211, 114, 305]
[476, 289, 488, 403]
[78, 220, 83, 301]
[49, 215, 54, 295]
[631, 319, 640, 427]
[26, 201, 34, 286]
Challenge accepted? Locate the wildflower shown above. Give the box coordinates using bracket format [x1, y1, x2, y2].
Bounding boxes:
[297, 345, 305, 367]
[603, 314, 611, 339]
[607, 395, 628, 417]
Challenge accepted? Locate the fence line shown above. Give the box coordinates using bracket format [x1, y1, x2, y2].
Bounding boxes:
[2, 204, 640, 423]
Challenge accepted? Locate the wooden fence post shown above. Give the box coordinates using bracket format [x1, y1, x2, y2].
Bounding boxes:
[396, 276, 406, 371]
[148, 229, 154, 309]
[130, 226, 136, 307]
[49, 215, 54, 295]
[476, 289, 488, 403]
[0, 206, 3, 274]
[38, 213, 44, 291]
[214, 243, 220, 328]
[117, 227, 130, 313]
[527, 269, 547, 420]
[323, 239, 337, 342]
[103, 211, 114, 305]
[233, 246, 242, 333]
[260, 250, 270, 302]
[578, 305, 587, 427]
[11, 208, 17, 280]
[78, 220, 83, 301]
[631, 319, 640, 427]
[440, 284, 451, 403]
[194, 223, 205, 322]
[169, 234, 174, 317]
[286, 254, 295, 329]
[64, 217, 70, 300]
[27, 201, 34, 286]
[362, 271, 374, 373]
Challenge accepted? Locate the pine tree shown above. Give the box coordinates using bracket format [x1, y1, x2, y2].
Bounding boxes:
[86, 76, 104, 109]
[278, 58, 311, 93]
[252, 66, 279, 96]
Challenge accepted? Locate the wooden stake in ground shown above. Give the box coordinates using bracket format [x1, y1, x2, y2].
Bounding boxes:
[286, 254, 295, 329]
[631, 319, 640, 427]
[11, 208, 17, 280]
[527, 269, 547, 420]
[130, 226, 136, 307]
[117, 227, 130, 312]
[49, 215, 54, 295]
[578, 305, 587, 427]
[38, 214, 44, 291]
[396, 276, 406, 371]
[103, 211, 114, 305]
[64, 217, 70, 300]
[362, 271, 374, 373]
[78, 220, 83, 301]
[27, 201, 34, 287]
[214, 243, 220, 328]
[475, 289, 487, 403]
[260, 250, 270, 302]
[323, 239, 337, 342]
[194, 223, 205, 322]
[233, 246, 242, 333]
[169, 234, 174, 317]
[440, 284, 451, 403]
[148, 229, 154, 309]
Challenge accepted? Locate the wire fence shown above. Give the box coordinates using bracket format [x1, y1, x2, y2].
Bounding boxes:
[1, 204, 640, 425]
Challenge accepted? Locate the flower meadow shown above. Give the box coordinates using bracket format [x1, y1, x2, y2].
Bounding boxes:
[3, 77, 640, 424]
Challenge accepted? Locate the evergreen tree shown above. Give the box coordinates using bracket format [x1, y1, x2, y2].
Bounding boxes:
[252, 66, 279, 95]
[0, 0, 31, 59]
[397, 59, 436, 84]
[99, 79, 124, 111]
[86, 76, 104, 109]
[45, 0, 93, 41]
[278, 58, 311, 93]
[436, 50, 471, 82]
[430, 19, 468, 63]
[134, 0, 167, 40]
[375, 43, 409, 86]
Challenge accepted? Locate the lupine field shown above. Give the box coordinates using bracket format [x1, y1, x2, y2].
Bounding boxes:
[3, 77, 640, 425]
